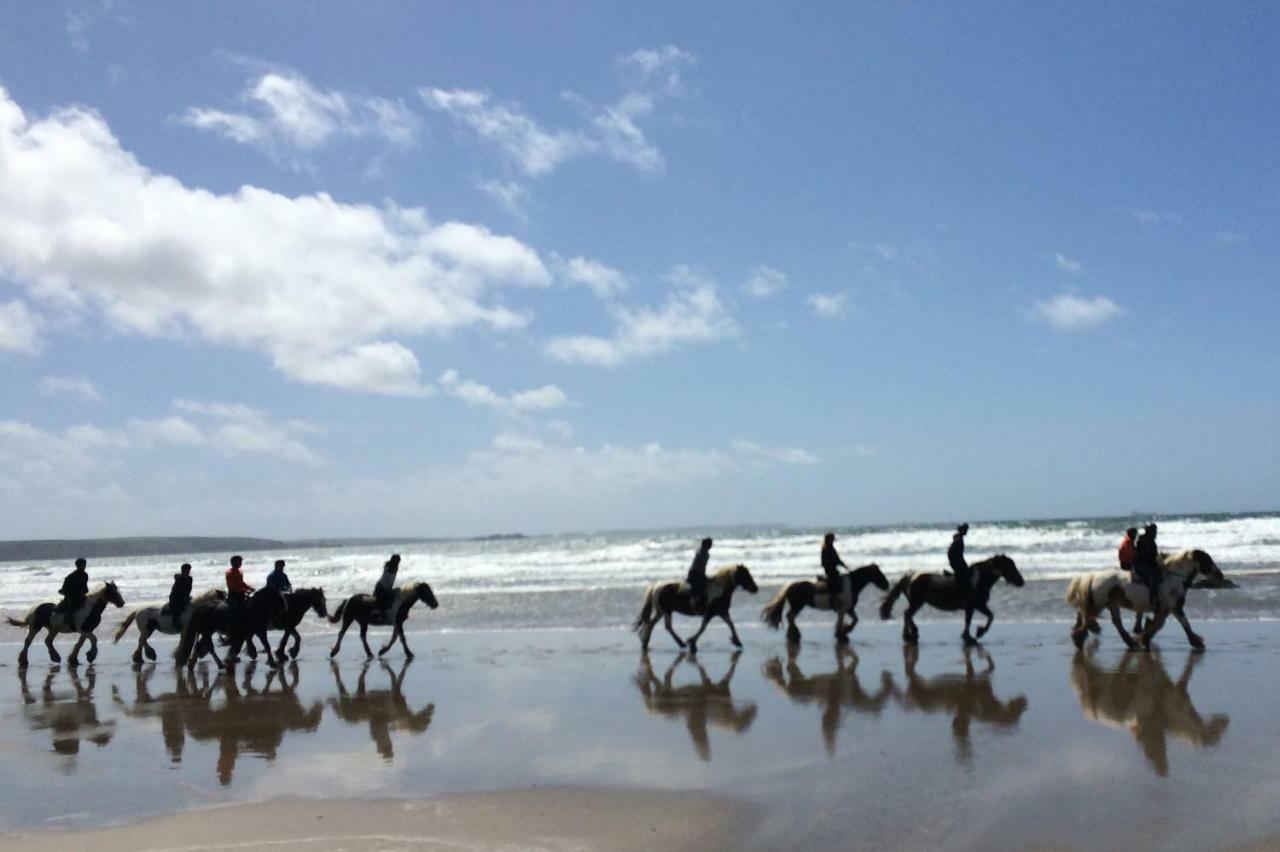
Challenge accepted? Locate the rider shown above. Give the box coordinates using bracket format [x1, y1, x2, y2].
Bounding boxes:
[1133, 523, 1161, 606]
[948, 524, 971, 594]
[265, 559, 293, 595]
[225, 555, 254, 611]
[1118, 527, 1138, 572]
[374, 554, 401, 620]
[821, 532, 847, 603]
[55, 557, 90, 618]
[686, 538, 713, 612]
[166, 563, 193, 619]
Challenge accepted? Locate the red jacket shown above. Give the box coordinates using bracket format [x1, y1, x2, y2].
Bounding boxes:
[1118, 537, 1137, 568]
[226, 566, 254, 594]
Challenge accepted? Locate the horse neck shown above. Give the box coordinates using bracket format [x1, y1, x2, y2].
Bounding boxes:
[973, 564, 1000, 594]
[88, 592, 110, 618]
[848, 567, 876, 594]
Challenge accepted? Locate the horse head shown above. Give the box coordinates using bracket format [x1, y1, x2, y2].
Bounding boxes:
[415, 582, 439, 609]
[990, 554, 1024, 587]
[859, 563, 890, 591]
[734, 564, 758, 594]
[304, 588, 328, 618]
[103, 581, 126, 608]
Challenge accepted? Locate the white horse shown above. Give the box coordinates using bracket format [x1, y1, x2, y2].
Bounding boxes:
[1066, 550, 1227, 651]
[113, 589, 225, 664]
[7, 582, 126, 668]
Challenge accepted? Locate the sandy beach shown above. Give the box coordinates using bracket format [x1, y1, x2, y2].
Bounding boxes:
[1, 621, 1279, 850]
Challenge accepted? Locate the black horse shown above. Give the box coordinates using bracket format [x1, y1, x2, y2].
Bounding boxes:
[175, 589, 288, 670]
[880, 554, 1025, 645]
[760, 563, 890, 644]
[238, 588, 329, 661]
[632, 564, 760, 654]
[328, 582, 440, 660]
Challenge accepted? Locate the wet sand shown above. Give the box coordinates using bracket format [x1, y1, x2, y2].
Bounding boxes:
[1, 621, 1279, 850]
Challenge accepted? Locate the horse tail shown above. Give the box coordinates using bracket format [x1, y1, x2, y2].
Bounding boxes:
[328, 599, 347, 625]
[880, 574, 912, 621]
[1066, 574, 1097, 618]
[760, 583, 792, 629]
[632, 586, 655, 633]
[113, 610, 137, 644]
[6, 615, 28, 628]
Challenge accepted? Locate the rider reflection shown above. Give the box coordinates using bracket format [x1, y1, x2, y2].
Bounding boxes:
[762, 645, 896, 754]
[328, 659, 434, 759]
[18, 666, 115, 759]
[633, 651, 756, 761]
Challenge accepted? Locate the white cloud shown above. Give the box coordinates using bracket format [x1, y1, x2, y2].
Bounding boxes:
[183, 67, 419, 155]
[1128, 208, 1182, 226]
[807, 292, 850, 319]
[1054, 253, 1083, 273]
[560, 256, 628, 299]
[546, 266, 736, 367]
[730, 439, 818, 466]
[0, 86, 549, 395]
[1034, 293, 1123, 330]
[421, 88, 587, 177]
[438, 369, 568, 414]
[39, 375, 102, 402]
[477, 179, 530, 222]
[0, 300, 39, 353]
[742, 264, 788, 299]
[619, 46, 697, 96]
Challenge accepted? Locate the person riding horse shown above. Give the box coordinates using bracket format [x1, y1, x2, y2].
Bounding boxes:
[1134, 523, 1161, 604]
[1118, 527, 1138, 571]
[265, 560, 293, 595]
[225, 555, 254, 614]
[947, 524, 971, 594]
[820, 533, 846, 600]
[56, 558, 90, 618]
[374, 554, 401, 621]
[686, 538, 713, 612]
[165, 563, 193, 619]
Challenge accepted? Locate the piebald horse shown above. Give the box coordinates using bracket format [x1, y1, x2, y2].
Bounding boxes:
[879, 555, 1025, 645]
[8, 582, 126, 668]
[760, 563, 890, 644]
[632, 564, 759, 654]
[1066, 549, 1227, 651]
[113, 589, 226, 664]
[328, 582, 439, 660]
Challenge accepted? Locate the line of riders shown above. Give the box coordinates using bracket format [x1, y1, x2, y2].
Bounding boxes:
[15, 519, 1231, 668]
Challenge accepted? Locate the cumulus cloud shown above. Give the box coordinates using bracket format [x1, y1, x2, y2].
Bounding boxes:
[0, 299, 38, 353]
[1034, 293, 1123, 330]
[39, 375, 101, 402]
[545, 266, 736, 367]
[729, 439, 818, 466]
[742, 265, 788, 299]
[438, 369, 568, 414]
[807, 292, 850, 319]
[477, 179, 530, 221]
[0, 86, 549, 394]
[618, 45, 697, 96]
[1054, 253, 1083, 273]
[559, 256, 628, 299]
[183, 67, 419, 156]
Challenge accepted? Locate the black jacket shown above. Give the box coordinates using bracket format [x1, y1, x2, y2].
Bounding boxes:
[1135, 533, 1159, 569]
[169, 573, 193, 607]
[60, 569, 89, 600]
[821, 543, 845, 573]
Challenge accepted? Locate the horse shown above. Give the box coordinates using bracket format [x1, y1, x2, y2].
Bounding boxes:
[328, 582, 439, 660]
[632, 564, 760, 654]
[174, 588, 287, 670]
[113, 589, 226, 665]
[1066, 549, 1227, 651]
[879, 554, 1025, 645]
[760, 563, 889, 644]
[8, 582, 126, 668]
[236, 588, 328, 661]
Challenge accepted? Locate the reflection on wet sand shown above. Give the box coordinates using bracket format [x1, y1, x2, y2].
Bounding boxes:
[762, 646, 896, 754]
[634, 651, 757, 761]
[115, 662, 323, 785]
[1070, 649, 1229, 777]
[329, 659, 434, 759]
[18, 667, 115, 760]
[897, 645, 1029, 765]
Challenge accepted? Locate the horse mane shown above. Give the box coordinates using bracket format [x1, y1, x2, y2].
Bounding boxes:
[87, 582, 113, 595]
[710, 564, 740, 584]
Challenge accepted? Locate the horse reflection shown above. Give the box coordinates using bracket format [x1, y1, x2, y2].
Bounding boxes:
[762, 645, 896, 754]
[634, 651, 757, 761]
[18, 667, 115, 760]
[1070, 649, 1229, 777]
[898, 645, 1029, 765]
[328, 659, 434, 759]
[114, 661, 322, 785]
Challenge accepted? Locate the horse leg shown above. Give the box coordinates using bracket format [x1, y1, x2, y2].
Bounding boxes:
[1140, 608, 1170, 650]
[45, 629, 62, 664]
[974, 604, 994, 639]
[686, 614, 713, 655]
[398, 621, 414, 659]
[359, 623, 374, 660]
[276, 630, 289, 660]
[1171, 605, 1205, 651]
[662, 611, 685, 649]
[290, 628, 302, 660]
[259, 631, 278, 668]
[1108, 600, 1138, 650]
[721, 612, 743, 649]
[86, 632, 100, 664]
[785, 601, 802, 644]
[903, 600, 921, 645]
[18, 624, 40, 668]
[378, 624, 395, 656]
[1071, 612, 1090, 649]
[834, 610, 848, 644]
[961, 607, 978, 646]
[330, 616, 352, 658]
[846, 609, 860, 638]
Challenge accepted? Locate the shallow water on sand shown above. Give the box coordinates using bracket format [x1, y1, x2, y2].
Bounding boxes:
[2, 622, 1279, 850]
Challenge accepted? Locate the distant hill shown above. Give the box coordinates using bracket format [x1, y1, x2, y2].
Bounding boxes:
[0, 537, 285, 564]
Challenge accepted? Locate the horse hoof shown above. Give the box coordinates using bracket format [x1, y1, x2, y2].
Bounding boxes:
[1190, 637, 1206, 652]
[404, 651, 415, 660]
[87, 649, 98, 663]
[289, 648, 300, 660]
[329, 647, 339, 658]
[49, 652, 62, 664]
[688, 642, 698, 656]
[836, 634, 850, 646]
[144, 646, 157, 661]
[1072, 632, 1087, 649]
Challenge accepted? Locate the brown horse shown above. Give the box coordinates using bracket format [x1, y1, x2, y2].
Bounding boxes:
[8, 582, 126, 668]
[879, 555, 1024, 645]
[760, 563, 889, 644]
[632, 564, 759, 654]
[328, 582, 439, 660]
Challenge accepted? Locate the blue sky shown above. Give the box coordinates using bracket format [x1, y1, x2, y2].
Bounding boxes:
[0, 2, 1277, 538]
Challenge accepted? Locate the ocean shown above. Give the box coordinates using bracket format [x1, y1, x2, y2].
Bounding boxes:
[4, 512, 1279, 632]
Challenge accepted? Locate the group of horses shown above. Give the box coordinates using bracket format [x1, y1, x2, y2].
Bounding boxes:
[6, 546, 1231, 669]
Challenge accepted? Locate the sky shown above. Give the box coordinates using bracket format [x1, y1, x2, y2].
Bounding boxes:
[0, 2, 1277, 539]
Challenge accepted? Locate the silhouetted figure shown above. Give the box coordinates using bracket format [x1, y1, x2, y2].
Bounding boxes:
[1118, 527, 1138, 571]
[55, 557, 89, 617]
[374, 554, 401, 620]
[947, 524, 971, 593]
[686, 538, 713, 612]
[225, 555, 254, 613]
[265, 559, 292, 595]
[820, 532, 846, 598]
[1134, 523, 1161, 604]
[165, 563, 193, 618]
